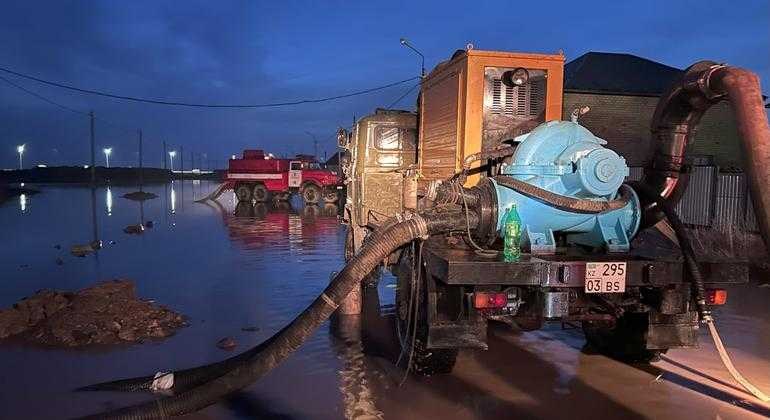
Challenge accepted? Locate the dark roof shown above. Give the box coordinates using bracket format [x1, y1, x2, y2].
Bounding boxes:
[564, 52, 683, 96]
[325, 151, 345, 166]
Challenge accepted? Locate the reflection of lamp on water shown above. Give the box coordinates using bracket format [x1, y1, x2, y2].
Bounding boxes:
[17, 144, 25, 169]
[170, 181, 176, 214]
[103, 147, 112, 168]
[19, 193, 27, 212]
[105, 186, 113, 215]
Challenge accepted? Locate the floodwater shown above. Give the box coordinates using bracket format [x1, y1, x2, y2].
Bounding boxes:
[0, 181, 768, 420]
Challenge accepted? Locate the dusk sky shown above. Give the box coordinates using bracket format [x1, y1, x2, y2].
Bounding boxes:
[1, 1, 767, 169]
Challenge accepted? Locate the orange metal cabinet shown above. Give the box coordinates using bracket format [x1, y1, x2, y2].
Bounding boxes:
[418, 49, 564, 188]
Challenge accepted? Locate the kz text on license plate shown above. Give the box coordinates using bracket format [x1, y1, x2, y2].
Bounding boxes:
[584, 262, 626, 293]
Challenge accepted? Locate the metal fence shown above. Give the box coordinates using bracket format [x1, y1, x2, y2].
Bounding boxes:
[626, 166, 757, 231]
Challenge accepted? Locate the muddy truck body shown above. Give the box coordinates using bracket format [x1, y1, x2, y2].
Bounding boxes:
[225, 149, 342, 205]
[340, 48, 766, 374]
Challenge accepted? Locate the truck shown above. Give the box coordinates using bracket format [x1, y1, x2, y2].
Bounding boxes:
[339, 48, 764, 375]
[225, 149, 342, 205]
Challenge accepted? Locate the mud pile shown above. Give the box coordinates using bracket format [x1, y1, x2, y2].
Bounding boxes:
[0, 280, 186, 347]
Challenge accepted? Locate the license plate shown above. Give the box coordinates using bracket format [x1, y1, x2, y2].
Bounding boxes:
[585, 262, 627, 293]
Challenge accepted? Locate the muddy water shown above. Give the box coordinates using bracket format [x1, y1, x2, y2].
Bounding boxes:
[0, 182, 768, 420]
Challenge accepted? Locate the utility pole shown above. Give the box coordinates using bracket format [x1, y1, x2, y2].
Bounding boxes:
[138, 130, 144, 187]
[305, 131, 318, 160]
[90, 111, 95, 184]
[163, 140, 168, 169]
[180, 146, 184, 174]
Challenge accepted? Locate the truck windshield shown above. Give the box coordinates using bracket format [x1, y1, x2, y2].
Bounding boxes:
[306, 162, 321, 170]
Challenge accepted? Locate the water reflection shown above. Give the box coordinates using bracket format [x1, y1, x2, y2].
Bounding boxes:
[105, 187, 113, 216]
[170, 181, 177, 214]
[210, 200, 341, 253]
[19, 193, 27, 213]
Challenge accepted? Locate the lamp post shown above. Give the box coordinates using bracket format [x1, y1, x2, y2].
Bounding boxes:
[400, 38, 425, 77]
[103, 147, 112, 168]
[16, 144, 25, 169]
[169, 150, 176, 171]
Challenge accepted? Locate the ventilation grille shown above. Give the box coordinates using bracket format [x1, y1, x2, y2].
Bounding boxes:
[490, 78, 545, 117]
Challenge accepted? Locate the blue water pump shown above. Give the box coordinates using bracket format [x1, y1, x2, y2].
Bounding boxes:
[492, 120, 641, 253]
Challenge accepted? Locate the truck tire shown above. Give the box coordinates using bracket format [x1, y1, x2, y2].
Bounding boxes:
[582, 313, 664, 363]
[253, 184, 270, 202]
[396, 248, 458, 375]
[323, 189, 339, 204]
[235, 184, 253, 202]
[301, 183, 321, 205]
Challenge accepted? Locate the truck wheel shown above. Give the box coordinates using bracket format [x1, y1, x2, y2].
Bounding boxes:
[396, 249, 458, 375]
[253, 184, 270, 202]
[582, 313, 664, 363]
[323, 189, 339, 203]
[301, 184, 321, 205]
[235, 184, 252, 202]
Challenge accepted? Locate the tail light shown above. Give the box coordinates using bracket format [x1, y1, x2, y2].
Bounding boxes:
[474, 292, 507, 309]
[706, 289, 727, 305]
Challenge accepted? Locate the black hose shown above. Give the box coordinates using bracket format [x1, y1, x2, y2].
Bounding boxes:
[494, 175, 630, 214]
[659, 205, 710, 319]
[76, 209, 474, 419]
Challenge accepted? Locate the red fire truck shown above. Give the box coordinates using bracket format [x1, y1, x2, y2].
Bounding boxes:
[225, 150, 341, 204]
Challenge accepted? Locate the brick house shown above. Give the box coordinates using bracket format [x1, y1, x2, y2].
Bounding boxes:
[562, 52, 744, 169]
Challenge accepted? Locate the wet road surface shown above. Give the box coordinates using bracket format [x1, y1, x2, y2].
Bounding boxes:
[0, 182, 768, 419]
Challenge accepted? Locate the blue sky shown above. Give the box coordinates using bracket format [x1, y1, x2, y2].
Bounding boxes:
[0, 0, 767, 168]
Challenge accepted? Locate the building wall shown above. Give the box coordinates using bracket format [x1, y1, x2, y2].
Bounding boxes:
[562, 92, 743, 168]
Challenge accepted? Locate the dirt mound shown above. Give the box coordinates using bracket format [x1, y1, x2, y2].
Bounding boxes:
[123, 191, 158, 201]
[0, 280, 186, 347]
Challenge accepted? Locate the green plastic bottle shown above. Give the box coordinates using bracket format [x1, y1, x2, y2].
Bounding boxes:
[503, 204, 522, 262]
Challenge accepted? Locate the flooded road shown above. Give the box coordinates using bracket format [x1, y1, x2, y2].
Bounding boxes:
[0, 182, 768, 419]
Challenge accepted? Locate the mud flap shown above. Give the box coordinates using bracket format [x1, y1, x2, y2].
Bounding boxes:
[424, 266, 488, 349]
[646, 311, 699, 350]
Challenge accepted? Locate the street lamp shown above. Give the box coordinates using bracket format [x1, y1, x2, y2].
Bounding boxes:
[169, 150, 176, 171]
[400, 37, 425, 77]
[103, 147, 112, 168]
[16, 144, 25, 169]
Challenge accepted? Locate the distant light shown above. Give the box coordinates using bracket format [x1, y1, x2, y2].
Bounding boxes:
[36, 164, 47, 168]
[83, 165, 89, 169]
[231, 154, 236, 160]
[17, 144, 25, 154]
[103, 147, 112, 155]
[169, 150, 176, 157]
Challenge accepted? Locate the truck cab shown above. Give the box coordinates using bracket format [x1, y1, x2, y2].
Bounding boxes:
[338, 109, 418, 258]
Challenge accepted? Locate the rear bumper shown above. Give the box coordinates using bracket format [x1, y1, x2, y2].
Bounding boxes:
[423, 247, 748, 288]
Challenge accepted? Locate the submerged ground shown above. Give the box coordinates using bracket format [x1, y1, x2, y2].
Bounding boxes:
[0, 182, 768, 419]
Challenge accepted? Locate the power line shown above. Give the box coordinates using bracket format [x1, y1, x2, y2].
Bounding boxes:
[1, 72, 154, 137]
[0, 65, 419, 108]
[386, 83, 420, 109]
[0, 74, 87, 116]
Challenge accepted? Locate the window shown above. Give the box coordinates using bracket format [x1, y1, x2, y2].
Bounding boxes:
[290, 162, 301, 170]
[374, 126, 416, 151]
